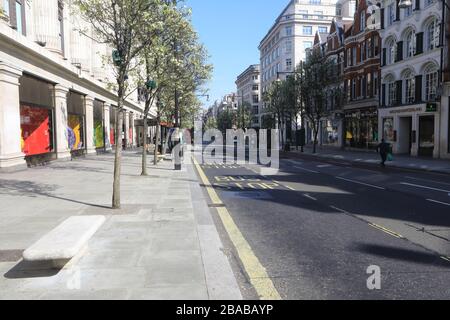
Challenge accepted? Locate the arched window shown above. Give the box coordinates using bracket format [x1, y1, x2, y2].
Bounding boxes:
[426, 18, 440, 51]
[402, 70, 415, 104]
[405, 29, 416, 58]
[424, 64, 439, 101]
[385, 75, 396, 106]
[386, 39, 397, 65]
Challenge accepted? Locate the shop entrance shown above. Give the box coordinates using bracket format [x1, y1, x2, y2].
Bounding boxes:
[398, 117, 412, 155]
[418, 115, 435, 157]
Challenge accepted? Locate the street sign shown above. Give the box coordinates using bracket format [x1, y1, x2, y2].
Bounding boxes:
[426, 103, 438, 113]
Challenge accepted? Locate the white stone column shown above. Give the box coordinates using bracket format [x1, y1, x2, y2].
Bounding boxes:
[0, 62, 26, 170]
[54, 84, 71, 160]
[85, 96, 96, 154]
[104, 103, 112, 151]
[130, 112, 136, 147]
[124, 111, 130, 148]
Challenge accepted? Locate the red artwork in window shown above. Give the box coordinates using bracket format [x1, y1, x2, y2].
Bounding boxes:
[20, 105, 53, 156]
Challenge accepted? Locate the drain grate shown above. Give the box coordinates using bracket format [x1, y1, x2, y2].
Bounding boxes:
[0, 250, 24, 262]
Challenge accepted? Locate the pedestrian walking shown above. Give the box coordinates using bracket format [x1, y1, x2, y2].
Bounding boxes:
[377, 139, 390, 167]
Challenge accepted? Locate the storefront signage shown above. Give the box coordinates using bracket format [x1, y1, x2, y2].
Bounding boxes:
[389, 107, 423, 115]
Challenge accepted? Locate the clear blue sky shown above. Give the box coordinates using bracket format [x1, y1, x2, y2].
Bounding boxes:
[186, 0, 288, 108]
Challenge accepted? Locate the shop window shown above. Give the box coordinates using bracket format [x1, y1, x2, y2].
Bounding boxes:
[383, 118, 395, 142]
[67, 91, 85, 152]
[93, 100, 105, 149]
[110, 106, 118, 146]
[19, 75, 55, 157]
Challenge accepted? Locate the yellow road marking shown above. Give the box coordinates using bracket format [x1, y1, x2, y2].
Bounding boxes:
[369, 223, 404, 239]
[193, 157, 282, 300]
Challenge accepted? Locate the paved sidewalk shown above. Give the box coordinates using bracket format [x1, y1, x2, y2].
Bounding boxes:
[0, 151, 242, 300]
[285, 145, 450, 175]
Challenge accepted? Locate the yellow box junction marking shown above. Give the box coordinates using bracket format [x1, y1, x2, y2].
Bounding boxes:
[193, 157, 282, 300]
[369, 223, 404, 239]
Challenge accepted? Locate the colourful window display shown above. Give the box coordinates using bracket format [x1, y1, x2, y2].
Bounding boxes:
[93, 100, 105, 149]
[20, 105, 53, 156]
[110, 106, 117, 146]
[68, 115, 84, 150]
[67, 91, 85, 151]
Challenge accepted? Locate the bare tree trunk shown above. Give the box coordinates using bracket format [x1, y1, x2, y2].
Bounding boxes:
[112, 107, 123, 209]
[313, 121, 319, 154]
[141, 114, 148, 176]
[154, 115, 160, 165]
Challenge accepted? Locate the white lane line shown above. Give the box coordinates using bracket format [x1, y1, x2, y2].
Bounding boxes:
[400, 182, 450, 194]
[404, 176, 450, 187]
[336, 177, 386, 190]
[303, 194, 318, 201]
[293, 166, 320, 174]
[427, 199, 450, 207]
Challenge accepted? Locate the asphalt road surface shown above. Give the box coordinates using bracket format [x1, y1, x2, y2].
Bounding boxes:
[195, 149, 450, 300]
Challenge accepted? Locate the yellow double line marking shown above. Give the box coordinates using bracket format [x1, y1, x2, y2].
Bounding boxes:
[369, 223, 404, 239]
[193, 157, 281, 300]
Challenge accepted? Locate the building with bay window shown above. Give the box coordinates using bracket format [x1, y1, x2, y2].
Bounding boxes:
[379, 0, 446, 158]
[0, 0, 153, 170]
[343, 0, 381, 150]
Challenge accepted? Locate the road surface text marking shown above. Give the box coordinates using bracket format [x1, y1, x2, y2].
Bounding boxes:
[193, 157, 281, 300]
[369, 223, 404, 239]
[336, 177, 386, 190]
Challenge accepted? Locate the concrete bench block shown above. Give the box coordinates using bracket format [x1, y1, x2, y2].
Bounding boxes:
[23, 216, 106, 264]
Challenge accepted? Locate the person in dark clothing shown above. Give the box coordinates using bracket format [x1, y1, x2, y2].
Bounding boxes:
[377, 139, 390, 167]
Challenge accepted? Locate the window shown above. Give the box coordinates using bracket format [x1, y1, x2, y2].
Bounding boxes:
[388, 3, 395, 25]
[3, 0, 9, 16]
[347, 48, 351, 66]
[404, 5, 412, 18]
[373, 72, 379, 96]
[15, 1, 23, 35]
[405, 30, 416, 58]
[253, 95, 259, 104]
[426, 18, 440, 51]
[299, 10, 308, 19]
[360, 11, 366, 31]
[387, 39, 397, 65]
[304, 41, 313, 50]
[303, 26, 312, 35]
[352, 47, 357, 66]
[425, 65, 438, 101]
[318, 26, 327, 34]
[286, 40, 292, 53]
[314, 11, 324, 19]
[352, 79, 356, 99]
[336, 5, 342, 17]
[252, 85, 259, 91]
[286, 58, 292, 70]
[404, 70, 415, 103]
[388, 81, 397, 106]
[309, 0, 321, 4]
[349, 1, 356, 17]
[285, 26, 293, 36]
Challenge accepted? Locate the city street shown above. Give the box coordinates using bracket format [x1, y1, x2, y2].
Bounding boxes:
[195, 150, 450, 300]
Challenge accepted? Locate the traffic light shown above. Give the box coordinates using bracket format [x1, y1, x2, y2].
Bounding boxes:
[112, 50, 123, 67]
[146, 80, 157, 90]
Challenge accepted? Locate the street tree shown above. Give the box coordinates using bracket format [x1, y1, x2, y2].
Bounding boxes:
[73, 0, 173, 209]
[263, 82, 288, 150]
[301, 49, 343, 153]
[236, 102, 252, 130]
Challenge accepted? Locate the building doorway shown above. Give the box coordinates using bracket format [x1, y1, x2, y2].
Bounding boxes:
[418, 115, 435, 157]
[398, 117, 412, 155]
